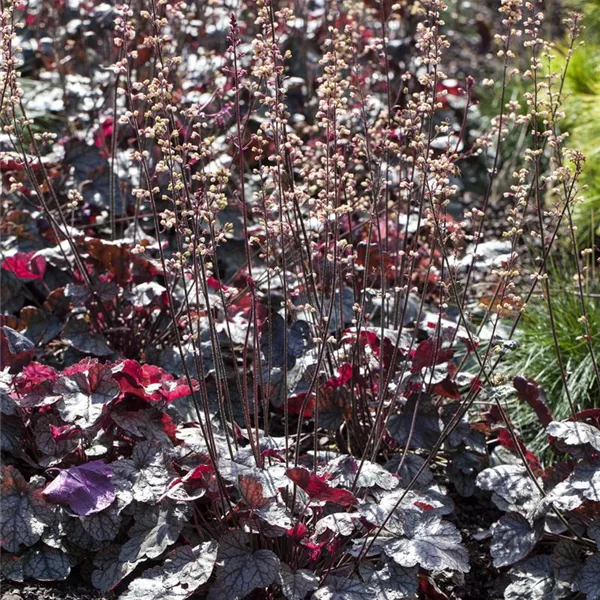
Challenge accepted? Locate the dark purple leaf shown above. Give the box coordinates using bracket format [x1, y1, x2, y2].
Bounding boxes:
[92, 544, 139, 594]
[387, 395, 442, 450]
[34, 414, 80, 467]
[1, 270, 24, 314]
[207, 531, 280, 600]
[324, 455, 398, 491]
[504, 555, 556, 600]
[119, 542, 218, 600]
[278, 564, 319, 600]
[1, 466, 55, 552]
[112, 441, 172, 503]
[0, 552, 24, 582]
[314, 513, 357, 537]
[261, 314, 312, 370]
[43, 460, 115, 516]
[490, 513, 542, 567]
[448, 452, 484, 497]
[312, 575, 375, 600]
[547, 421, 600, 452]
[22, 545, 71, 581]
[55, 361, 119, 428]
[119, 504, 187, 564]
[476, 464, 543, 516]
[0, 369, 16, 415]
[385, 453, 434, 489]
[79, 501, 122, 541]
[574, 554, 600, 600]
[551, 540, 583, 591]
[125, 282, 167, 307]
[1, 326, 35, 364]
[1, 415, 25, 455]
[254, 501, 293, 530]
[384, 511, 469, 573]
[61, 316, 113, 357]
[572, 462, 600, 501]
[111, 409, 173, 445]
[359, 560, 418, 599]
[589, 522, 600, 550]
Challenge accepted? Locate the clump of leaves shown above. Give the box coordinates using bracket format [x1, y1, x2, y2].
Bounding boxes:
[475, 392, 600, 599]
[1, 0, 598, 597]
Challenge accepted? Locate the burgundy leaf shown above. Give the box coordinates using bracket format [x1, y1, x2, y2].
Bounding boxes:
[411, 339, 453, 373]
[1, 326, 35, 370]
[513, 376, 553, 427]
[43, 460, 115, 516]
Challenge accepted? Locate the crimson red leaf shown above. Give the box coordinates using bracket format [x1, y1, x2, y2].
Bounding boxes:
[2, 252, 46, 281]
[285, 467, 357, 506]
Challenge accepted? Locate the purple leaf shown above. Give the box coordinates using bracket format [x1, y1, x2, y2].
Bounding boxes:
[119, 504, 187, 564]
[261, 314, 312, 370]
[314, 513, 357, 537]
[0, 552, 23, 582]
[80, 501, 122, 541]
[43, 460, 115, 516]
[589, 522, 600, 550]
[0, 369, 16, 416]
[551, 540, 583, 591]
[572, 462, 600, 502]
[111, 441, 172, 504]
[387, 395, 442, 450]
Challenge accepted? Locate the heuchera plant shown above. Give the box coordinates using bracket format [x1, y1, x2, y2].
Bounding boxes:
[1, 0, 599, 598]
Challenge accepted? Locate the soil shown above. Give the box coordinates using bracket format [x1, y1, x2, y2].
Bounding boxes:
[0, 581, 105, 600]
